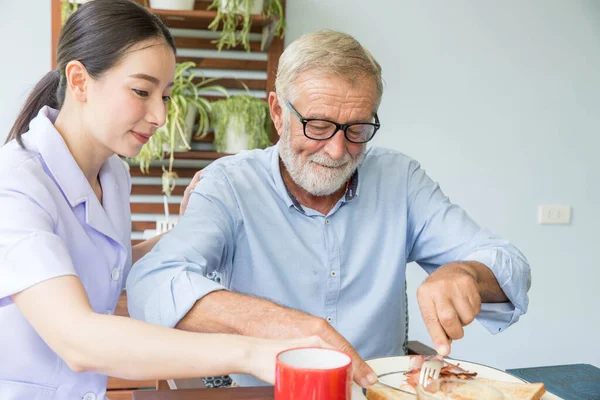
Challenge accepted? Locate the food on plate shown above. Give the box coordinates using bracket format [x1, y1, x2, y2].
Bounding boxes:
[366, 356, 546, 400]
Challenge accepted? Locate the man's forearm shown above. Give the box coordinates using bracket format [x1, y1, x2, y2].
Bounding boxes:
[458, 261, 509, 303]
[175, 290, 304, 338]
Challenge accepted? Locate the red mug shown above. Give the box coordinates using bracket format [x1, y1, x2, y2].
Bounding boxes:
[275, 347, 352, 400]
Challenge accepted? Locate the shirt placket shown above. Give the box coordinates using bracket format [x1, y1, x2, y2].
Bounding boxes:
[323, 216, 341, 326]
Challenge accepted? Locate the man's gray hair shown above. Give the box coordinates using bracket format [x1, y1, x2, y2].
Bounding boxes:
[275, 30, 383, 107]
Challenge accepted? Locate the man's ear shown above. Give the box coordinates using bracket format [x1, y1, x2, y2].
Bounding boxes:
[64, 60, 89, 103]
[268, 91, 284, 138]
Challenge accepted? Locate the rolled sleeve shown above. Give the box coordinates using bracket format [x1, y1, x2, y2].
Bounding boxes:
[465, 247, 531, 333]
[127, 255, 228, 327]
[406, 160, 531, 333]
[126, 167, 238, 327]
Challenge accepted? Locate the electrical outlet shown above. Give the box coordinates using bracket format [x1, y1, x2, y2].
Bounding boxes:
[538, 205, 571, 225]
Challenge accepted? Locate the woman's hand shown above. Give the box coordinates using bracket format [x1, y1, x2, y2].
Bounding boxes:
[180, 170, 202, 217]
[245, 336, 330, 384]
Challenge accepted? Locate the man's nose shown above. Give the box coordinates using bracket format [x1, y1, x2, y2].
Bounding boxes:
[323, 128, 348, 160]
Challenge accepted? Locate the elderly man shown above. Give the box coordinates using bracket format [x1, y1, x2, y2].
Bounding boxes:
[126, 30, 531, 388]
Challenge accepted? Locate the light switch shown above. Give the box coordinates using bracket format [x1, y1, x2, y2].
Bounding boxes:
[538, 205, 571, 225]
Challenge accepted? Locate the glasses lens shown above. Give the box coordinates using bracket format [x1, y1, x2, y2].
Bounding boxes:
[346, 124, 376, 143]
[304, 120, 337, 139]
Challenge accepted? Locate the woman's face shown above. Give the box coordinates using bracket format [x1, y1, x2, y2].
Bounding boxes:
[83, 38, 176, 158]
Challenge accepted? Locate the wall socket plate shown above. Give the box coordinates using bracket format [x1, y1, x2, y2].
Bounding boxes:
[538, 205, 571, 225]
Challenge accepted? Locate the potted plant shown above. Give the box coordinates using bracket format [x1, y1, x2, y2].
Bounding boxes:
[210, 95, 272, 153]
[207, 0, 285, 51]
[132, 61, 228, 195]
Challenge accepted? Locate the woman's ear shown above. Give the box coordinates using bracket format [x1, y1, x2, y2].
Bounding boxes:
[64, 60, 89, 103]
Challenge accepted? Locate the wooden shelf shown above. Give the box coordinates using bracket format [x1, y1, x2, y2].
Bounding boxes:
[172, 150, 231, 160]
[148, 8, 274, 33]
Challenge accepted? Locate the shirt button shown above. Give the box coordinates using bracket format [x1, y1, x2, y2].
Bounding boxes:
[111, 268, 120, 281]
[330, 271, 337, 277]
[82, 393, 96, 400]
[325, 219, 330, 225]
[326, 316, 333, 323]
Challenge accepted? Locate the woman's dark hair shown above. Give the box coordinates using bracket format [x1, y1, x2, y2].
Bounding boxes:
[6, 0, 176, 147]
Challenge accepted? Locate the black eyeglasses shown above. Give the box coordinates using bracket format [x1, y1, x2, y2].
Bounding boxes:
[286, 102, 380, 144]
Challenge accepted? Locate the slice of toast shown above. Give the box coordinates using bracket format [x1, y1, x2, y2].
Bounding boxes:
[477, 378, 546, 400]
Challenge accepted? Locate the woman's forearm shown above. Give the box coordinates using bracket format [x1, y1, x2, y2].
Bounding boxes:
[68, 313, 252, 380]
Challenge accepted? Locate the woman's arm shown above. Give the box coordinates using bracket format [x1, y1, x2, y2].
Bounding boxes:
[12, 275, 322, 382]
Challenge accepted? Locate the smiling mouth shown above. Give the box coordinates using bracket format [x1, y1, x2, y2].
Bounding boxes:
[313, 161, 347, 169]
[131, 130, 152, 144]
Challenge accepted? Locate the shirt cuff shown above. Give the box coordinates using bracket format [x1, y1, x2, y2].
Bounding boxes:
[0, 233, 77, 307]
[463, 248, 529, 334]
[142, 268, 227, 328]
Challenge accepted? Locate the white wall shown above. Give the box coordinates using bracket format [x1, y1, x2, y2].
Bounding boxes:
[286, 0, 600, 369]
[0, 0, 52, 137]
[1, 0, 597, 371]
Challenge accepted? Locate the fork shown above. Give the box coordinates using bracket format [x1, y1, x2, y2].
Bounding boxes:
[418, 354, 444, 387]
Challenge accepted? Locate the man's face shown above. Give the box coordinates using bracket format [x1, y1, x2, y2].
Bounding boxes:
[278, 73, 379, 196]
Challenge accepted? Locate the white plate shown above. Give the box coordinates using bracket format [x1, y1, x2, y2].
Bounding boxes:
[365, 356, 563, 400]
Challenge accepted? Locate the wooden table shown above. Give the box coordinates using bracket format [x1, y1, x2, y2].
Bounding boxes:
[132, 386, 274, 400]
[131, 341, 434, 400]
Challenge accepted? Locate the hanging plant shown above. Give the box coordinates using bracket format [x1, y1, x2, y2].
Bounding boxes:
[132, 61, 228, 195]
[207, 0, 285, 51]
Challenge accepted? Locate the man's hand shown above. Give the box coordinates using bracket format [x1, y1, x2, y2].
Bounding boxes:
[417, 262, 482, 356]
[252, 307, 378, 388]
[180, 170, 202, 217]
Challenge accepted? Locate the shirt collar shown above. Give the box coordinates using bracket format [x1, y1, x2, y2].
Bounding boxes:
[270, 142, 361, 214]
[24, 106, 125, 246]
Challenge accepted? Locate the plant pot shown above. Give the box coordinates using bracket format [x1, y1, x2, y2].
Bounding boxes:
[220, 0, 263, 15]
[164, 106, 198, 153]
[221, 115, 249, 153]
[149, 0, 195, 10]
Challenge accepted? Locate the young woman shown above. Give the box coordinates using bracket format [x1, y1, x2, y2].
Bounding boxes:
[0, 1, 322, 399]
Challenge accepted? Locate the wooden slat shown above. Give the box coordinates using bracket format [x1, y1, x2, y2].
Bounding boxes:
[129, 167, 201, 178]
[132, 221, 158, 232]
[175, 37, 262, 53]
[172, 150, 231, 160]
[108, 378, 154, 390]
[131, 203, 179, 214]
[192, 77, 266, 91]
[176, 56, 267, 71]
[132, 185, 186, 196]
[106, 390, 135, 400]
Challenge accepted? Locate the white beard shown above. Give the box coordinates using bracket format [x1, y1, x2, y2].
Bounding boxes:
[278, 125, 364, 196]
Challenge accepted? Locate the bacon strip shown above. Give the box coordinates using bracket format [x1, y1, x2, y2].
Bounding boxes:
[403, 355, 477, 388]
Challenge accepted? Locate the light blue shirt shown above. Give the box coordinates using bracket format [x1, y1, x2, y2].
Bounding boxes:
[127, 144, 531, 386]
[0, 107, 132, 400]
